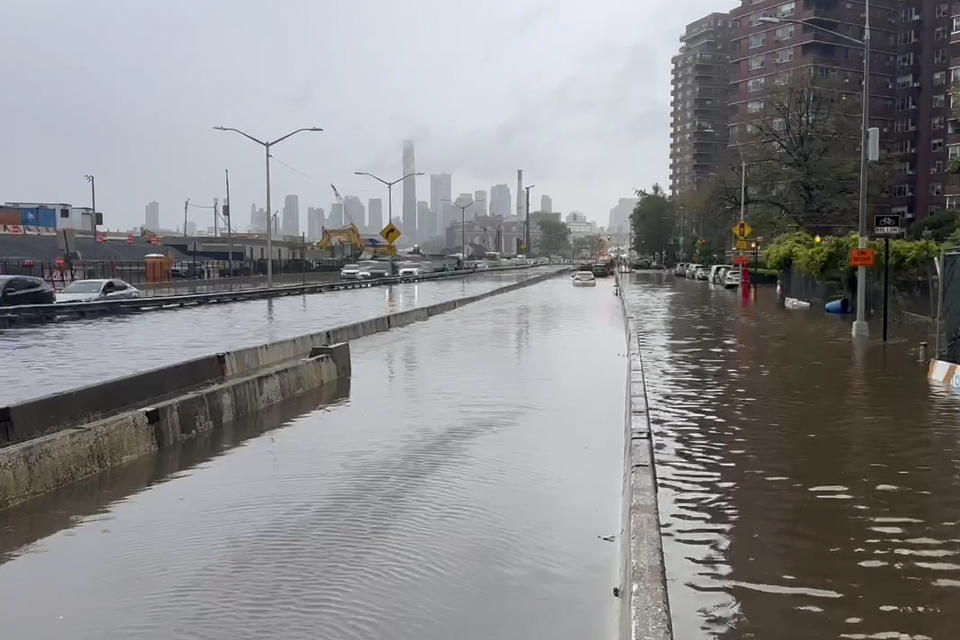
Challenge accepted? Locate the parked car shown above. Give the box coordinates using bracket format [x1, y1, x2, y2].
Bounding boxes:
[340, 264, 362, 279]
[685, 264, 702, 279]
[709, 265, 731, 284]
[674, 263, 688, 277]
[694, 266, 710, 280]
[360, 261, 391, 278]
[713, 266, 731, 285]
[724, 269, 742, 289]
[398, 261, 428, 277]
[56, 279, 140, 303]
[572, 271, 597, 287]
[0, 275, 56, 306]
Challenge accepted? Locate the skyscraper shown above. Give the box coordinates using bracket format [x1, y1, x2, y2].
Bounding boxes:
[430, 173, 452, 235]
[490, 184, 511, 216]
[328, 202, 343, 228]
[282, 194, 299, 237]
[474, 190, 487, 218]
[417, 201, 431, 240]
[343, 195, 365, 228]
[540, 195, 552, 214]
[144, 201, 159, 231]
[307, 207, 325, 242]
[368, 198, 383, 233]
[402, 140, 417, 239]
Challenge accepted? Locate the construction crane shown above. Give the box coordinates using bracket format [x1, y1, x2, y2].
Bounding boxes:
[317, 223, 397, 259]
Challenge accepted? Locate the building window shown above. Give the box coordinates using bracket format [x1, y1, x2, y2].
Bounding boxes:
[748, 77, 765, 92]
[895, 161, 911, 175]
[893, 184, 912, 198]
[747, 100, 763, 114]
[949, 144, 960, 160]
[937, 2, 950, 18]
[749, 55, 764, 70]
[59, 209, 69, 218]
[934, 94, 946, 108]
[933, 138, 945, 152]
[948, 197, 960, 210]
[954, 16, 960, 33]
[776, 2, 795, 18]
[897, 74, 915, 88]
[897, 96, 915, 111]
[774, 72, 791, 86]
[932, 160, 945, 174]
[936, 26, 948, 40]
[933, 116, 946, 130]
[931, 183, 944, 196]
[776, 48, 794, 64]
[934, 71, 947, 85]
[776, 25, 795, 42]
[749, 33, 764, 49]
[936, 49, 948, 64]
[898, 31, 917, 45]
[898, 53, 914, 67]
[772, 117, 785, 131]
[952, 68, 960, 83]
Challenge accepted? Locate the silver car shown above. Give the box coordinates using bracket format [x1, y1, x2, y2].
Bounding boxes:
[56, 279, 141, 303]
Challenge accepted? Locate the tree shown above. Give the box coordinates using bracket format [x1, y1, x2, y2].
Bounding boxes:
[536, 220, 570, 257]
[631, 185, 676, 260]
[572, 234, 602, 259]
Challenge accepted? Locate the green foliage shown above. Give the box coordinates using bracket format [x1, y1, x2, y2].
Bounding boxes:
[536, 220, 570, 257]
[906, 210, 958, 241]
[764, 232, 938, 280]
[764, 231, 815, 271]
[572, 234, 601, 259]
[631, 185, 676, 258]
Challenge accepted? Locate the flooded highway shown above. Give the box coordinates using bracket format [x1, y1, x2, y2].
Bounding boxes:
[0, 275, 624, 640]
[624, 272, 960, 639]
[0, 267, 553, 405]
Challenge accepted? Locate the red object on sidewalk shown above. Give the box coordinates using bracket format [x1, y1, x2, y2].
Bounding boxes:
[741, 267, 750, 300]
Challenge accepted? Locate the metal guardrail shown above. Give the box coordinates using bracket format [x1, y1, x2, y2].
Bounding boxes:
[0, 265, 547, 327]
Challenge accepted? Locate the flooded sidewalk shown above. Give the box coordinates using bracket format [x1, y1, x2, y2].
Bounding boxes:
[624, 271, 960, 640]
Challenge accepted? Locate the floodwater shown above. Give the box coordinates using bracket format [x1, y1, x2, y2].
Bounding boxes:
[0, 275, 624, 640]
[624, 272, 960, 640]
[0, 267, 555, 404]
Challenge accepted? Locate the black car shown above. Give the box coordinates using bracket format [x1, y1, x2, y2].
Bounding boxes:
[0, 275, 56, 306]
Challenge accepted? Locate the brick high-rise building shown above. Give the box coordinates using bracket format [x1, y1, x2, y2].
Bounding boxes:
[670, 12, 733, 196]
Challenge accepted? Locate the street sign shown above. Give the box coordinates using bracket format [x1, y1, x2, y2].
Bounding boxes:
[380, 222, 401, 244]
[733, 255, 750, 266]
[736, 239, 748, 250]
[850, 248, 875, 268]
[874, 214, 901, 237]
[732, 221, 752, 239]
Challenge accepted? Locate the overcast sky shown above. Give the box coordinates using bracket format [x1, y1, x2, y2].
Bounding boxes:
[1, 0, 729, 232]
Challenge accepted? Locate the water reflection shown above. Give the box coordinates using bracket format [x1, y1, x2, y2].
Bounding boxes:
[624, 273, 960, 640]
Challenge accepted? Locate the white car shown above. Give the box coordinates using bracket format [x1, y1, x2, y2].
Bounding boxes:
[56, 279, 141, 303]
[340, 264, 362, 279]
[709, 265, 732, 284]
[685, 264, 702, 278]
[724, 269, 742, 289]
[398, 262, 425, 277]
[694, 266, 710, 280]
[572, 271, 597, 287]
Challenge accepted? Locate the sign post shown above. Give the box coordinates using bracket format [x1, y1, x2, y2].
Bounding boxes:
[874, 214, 901, 343]
[732, 222, 752, 299]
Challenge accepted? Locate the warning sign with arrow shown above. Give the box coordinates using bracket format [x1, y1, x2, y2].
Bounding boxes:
[732, 221, 752, 239]
[380, 223, 401, 244]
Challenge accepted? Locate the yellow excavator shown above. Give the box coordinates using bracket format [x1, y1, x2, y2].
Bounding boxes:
[317, 223, 397, 258]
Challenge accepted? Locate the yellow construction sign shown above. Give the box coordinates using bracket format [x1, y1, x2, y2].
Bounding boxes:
[380, 223, 401, 244]
[732, 221, 752, 239]
[736, 239, 748, 250]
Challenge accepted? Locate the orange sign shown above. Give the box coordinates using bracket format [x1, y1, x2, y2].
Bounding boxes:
[733, 256, 750, 266]
[850, 248, 875, 268]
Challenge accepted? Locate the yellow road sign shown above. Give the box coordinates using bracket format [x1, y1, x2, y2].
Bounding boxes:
[380, 222, 401, 244]
[732, 221, 752, 239]
[385, 244, 398, 257]
[736, 239, 748, 250]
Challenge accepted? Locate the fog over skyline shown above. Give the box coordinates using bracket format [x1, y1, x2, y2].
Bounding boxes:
[1, 0, 726, 231]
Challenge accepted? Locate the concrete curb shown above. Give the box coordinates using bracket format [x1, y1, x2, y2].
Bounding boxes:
[0, 345, 346, 511]
[615, 272, 673, 640]
[0, 268, 564, 510]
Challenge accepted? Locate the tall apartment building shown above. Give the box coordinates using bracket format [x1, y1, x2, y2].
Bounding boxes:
[307, 207, 325, 242]
[402, 140, 417, 239]
[670, 12, 734, 196]
[490, 184, 512, 216]
[282, 194, 299, 237]
[343, 195, 365, 228]
[430, 173, 452, 234]
[540, 194, 553, 213]
[144, 201, 160, 231]
[417, 201, 434, 240]
[474, 190, 487, 217]
[368, 198, 383, 233]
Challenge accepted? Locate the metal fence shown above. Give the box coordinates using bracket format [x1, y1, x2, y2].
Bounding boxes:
[0, 257, 346, 289]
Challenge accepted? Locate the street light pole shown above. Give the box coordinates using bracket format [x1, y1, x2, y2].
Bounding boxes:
[760, 8, 870, 336]
[444, 199, 475, 266]
[214, 126, 322, 286]
[523, 184, 535, 256]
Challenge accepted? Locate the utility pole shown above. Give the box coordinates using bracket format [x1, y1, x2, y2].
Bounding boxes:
[83, 175, 96, 238]
[213, 198, 219, 238]
[225, 169, 235, 277]
[183, 198, 190, 239]
[523, 184, 535, 256]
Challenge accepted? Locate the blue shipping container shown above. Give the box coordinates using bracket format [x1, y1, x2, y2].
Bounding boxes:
[37, 208, 56, 228]
[19, 208, 38, 226]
